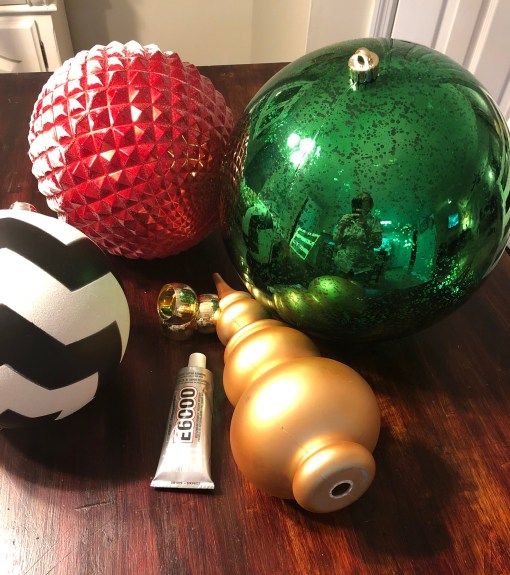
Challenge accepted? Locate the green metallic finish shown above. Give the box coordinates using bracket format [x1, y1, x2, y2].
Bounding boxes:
[221, 38, 510, 341]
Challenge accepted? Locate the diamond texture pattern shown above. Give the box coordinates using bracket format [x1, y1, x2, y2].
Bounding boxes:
[28, 41, 233, 258]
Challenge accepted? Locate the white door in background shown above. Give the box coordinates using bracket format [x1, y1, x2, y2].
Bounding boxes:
[306, 0, 510, 120]
[390, 0, 510, 120]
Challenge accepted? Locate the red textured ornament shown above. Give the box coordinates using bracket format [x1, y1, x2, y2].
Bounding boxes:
[28, 41, 233, 258]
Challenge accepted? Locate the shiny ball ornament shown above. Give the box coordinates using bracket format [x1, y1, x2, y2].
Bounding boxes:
[214, 274, 380, 513]
[28, 41, 233, 259]
[221, 38, 510, 341]
[0, 208, 130, 427]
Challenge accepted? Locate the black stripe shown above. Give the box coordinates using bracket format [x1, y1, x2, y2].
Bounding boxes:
[0, 217, 110, 290]
[0, 305, 122, 390]
[0, 409, 62, 428]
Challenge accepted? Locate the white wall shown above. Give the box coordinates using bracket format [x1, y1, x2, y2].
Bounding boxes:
[251, 0, 311, 64]
[64, 0, 253, 65]
[307, 0, 375, 52]
[64, 0, 375, 65]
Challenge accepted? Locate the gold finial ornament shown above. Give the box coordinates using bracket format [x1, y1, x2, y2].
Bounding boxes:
[213, 274, 381, 513]
[213, 273, 271, 346]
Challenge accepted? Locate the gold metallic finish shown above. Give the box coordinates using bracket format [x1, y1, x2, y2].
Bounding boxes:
[196, 293, 220, 334]
[213, 274, 381, 513]
[292, 441, 376, 513]
[223, 319, 319, 405]
[348, 47, 379, 84]
[157, 283, 198, 340]
[213, 272, 237, 299]
[215, 294, 270, 346]
[213, 274, 271, 345]
[230, 357, 380, 511]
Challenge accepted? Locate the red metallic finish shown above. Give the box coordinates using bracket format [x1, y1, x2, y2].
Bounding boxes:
[28, 42, 233, 259]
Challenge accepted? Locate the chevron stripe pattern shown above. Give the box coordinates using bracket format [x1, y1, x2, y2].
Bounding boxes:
[0, 210, 130, 427]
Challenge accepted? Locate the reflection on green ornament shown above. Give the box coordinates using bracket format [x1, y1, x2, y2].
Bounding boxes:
[221, 38, 510, 341]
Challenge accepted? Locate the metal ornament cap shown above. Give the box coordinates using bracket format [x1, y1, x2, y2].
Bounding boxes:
[196, 293, 220, 334]
[348, 47, 379, 84]
[292, 441, 376, 513]
[157, 283, 199, 340]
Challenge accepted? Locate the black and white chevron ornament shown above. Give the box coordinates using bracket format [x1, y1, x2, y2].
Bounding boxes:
[0, 209, 130, 427]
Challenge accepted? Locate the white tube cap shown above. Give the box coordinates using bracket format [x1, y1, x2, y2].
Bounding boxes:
[188, 353, 207, 368]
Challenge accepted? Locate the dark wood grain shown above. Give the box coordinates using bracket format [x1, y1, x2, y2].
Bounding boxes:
[0, 65, 509, 575]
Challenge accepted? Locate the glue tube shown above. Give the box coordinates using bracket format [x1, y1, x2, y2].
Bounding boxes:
[151, 353, 214, 489]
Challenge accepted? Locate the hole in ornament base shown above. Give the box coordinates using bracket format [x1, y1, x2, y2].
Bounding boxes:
[330, 480, 353, 498]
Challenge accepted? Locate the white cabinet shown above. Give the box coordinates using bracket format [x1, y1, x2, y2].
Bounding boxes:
[0, 0, 73, 72]
[0, 16, 44, 72]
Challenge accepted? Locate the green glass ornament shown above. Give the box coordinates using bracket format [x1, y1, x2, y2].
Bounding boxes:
[221, 38, 510, 341]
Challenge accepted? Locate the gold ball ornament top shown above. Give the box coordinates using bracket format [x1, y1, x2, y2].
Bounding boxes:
[157, 283, 219, 339]
[213, 274, 381, 513]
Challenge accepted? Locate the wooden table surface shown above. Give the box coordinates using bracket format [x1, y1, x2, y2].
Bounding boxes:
[0, 65, 509, 575]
